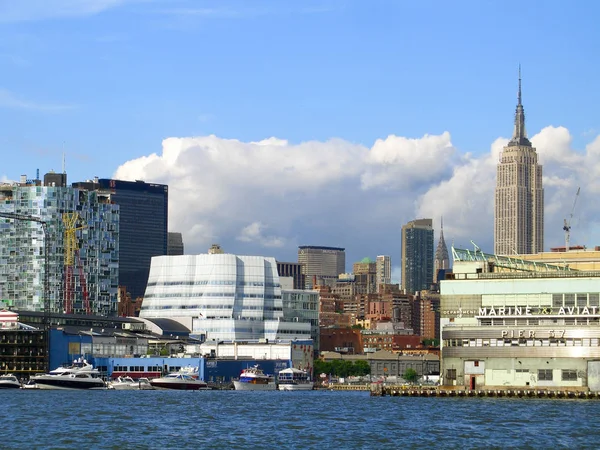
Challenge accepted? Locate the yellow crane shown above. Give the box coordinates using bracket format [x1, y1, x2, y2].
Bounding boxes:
[62, 213, 88, 314]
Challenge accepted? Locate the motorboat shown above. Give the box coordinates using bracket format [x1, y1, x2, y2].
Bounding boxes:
[0, 374, 21, 389]
[22, 380, 39, 390]
[233, 365, 276, 391]
[277, 368, 314, 391]
[108, 376, 154, 390]
[149, 373, 209, 390]
[33, 362, 106, 390]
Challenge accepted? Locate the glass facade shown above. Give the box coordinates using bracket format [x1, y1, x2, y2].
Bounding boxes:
[141, 254, 312, 341]
[281, 289, 319, 351]
[73, 179, 168, 300]
[0, 184, 119, 315]
[401, 219, 434, 294]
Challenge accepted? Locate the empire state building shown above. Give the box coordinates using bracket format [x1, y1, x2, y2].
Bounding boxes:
[494, 70, 544, 255]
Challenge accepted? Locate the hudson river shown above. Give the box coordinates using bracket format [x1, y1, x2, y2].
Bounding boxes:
[4, 390, 600, 449]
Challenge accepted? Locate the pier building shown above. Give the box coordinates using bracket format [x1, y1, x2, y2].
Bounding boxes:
[441, 247, 600, 391]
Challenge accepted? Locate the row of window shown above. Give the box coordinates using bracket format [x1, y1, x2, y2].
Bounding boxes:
[446, 368, 578, 382]
[113, 365, 162, 372]
[553, 293, 600, 308]
[141, 305, 284, 312]
[479, 318, 600, 326]
[445, 338, 599, 347]
[147, 281, 281, 288]
[144, 293, 282, 299]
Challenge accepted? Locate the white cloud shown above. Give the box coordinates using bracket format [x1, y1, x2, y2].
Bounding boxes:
[113, 128, 600, 267]
[0, 88, 76, 112]
[237, 222, 285, 248]
[361, 132, 456, 189]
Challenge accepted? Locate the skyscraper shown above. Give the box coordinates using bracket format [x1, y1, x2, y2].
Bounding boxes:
[298, 246, 345, 289]
[73, 178, 168, 299]
[401, 219, 434, 294]
[0, 177, 120, 315]
[434, 218, 449, 282]
[376, 255, 391, 289]
[167, 232, 184, 256]
[494, 69, 544, 255]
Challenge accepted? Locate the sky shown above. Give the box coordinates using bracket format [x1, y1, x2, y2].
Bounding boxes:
[1, 0, 600, 280]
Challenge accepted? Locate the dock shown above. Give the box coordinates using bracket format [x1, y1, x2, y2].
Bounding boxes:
[368, 384, 600, 399]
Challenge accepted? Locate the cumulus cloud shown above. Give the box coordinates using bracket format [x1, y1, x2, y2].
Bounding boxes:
[237, 222, 285, 248]
[361, 132, 456, 190]
[113, 127, 600, 268]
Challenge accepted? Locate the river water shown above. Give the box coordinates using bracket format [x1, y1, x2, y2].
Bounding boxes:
[3, 389, 599, 449]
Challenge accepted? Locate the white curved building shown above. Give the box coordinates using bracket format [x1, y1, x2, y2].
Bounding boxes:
[140, 254, 311, 342]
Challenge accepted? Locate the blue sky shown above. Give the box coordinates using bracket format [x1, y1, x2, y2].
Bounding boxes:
[1, 0, 599, 275]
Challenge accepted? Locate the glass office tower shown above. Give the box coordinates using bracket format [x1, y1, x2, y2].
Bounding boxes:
[73, 179, 168, 300]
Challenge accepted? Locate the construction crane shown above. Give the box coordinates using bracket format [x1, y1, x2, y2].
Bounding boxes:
[563, 187, 581, 252]
[62, 213, 90, 314]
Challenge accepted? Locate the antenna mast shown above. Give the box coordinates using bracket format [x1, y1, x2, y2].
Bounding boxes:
[563, 187, 581, 251]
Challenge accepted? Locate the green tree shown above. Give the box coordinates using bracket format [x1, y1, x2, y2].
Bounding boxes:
[422, 338, 440, 347]
[313, 360, 332, 379]
[352, 360, 371, 376]
[403, 368, 418, 384]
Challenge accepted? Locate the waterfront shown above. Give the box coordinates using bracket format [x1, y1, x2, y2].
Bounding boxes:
[3, 390, 600, 449]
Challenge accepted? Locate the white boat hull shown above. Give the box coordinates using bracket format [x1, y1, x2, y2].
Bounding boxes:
[35, 382, 106, 390]
[233, 380, 277, 391]
[109, 378, 154, 390]
[278, 382, 314, 391]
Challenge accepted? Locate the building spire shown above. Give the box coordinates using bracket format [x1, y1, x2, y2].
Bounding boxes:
[518, 64, 522, 106]
[434, 216, 449, 282]
[509, 65, 531, 147]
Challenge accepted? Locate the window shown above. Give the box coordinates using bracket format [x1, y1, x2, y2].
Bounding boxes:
[538, 369, 553, 381]
[446, 369, 456, 380]
[474, 361, 479, 367]
[564, 294, 575, 307]
[552, 294, 563, 307]
[562, 370, 577, 381]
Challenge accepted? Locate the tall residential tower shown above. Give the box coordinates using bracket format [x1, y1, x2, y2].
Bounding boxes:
[401, 219, 434, 294]
[494, 69, 544, 255]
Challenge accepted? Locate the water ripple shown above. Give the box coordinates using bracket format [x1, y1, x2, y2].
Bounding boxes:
[3, 390, 600, 449]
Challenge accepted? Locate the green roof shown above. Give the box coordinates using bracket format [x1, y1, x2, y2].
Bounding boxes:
[359, 257, 374, 264]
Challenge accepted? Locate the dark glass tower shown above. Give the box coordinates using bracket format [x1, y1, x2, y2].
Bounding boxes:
[73, 179, 168, 299]
[401, 218, 434, 294]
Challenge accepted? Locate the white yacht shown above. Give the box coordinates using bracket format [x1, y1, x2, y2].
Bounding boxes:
[233, 365, 276, 391]
[33, 362, 106, 390]
[0, 374, 21, 389]
[108, 376, 154, 390]
[149, 373, 209, 390]
[277, 368, 314, 391]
